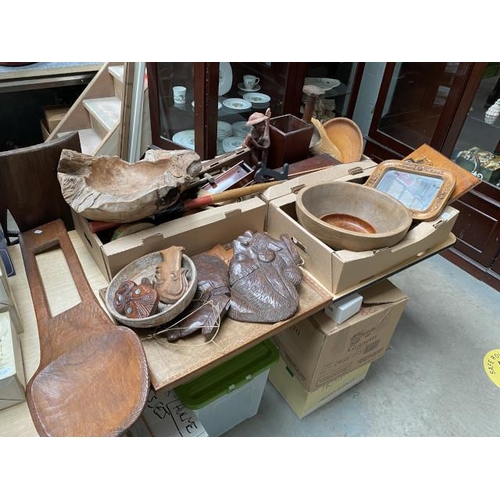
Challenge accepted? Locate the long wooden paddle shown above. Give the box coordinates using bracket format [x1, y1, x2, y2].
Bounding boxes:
[19, 219, 149, 436]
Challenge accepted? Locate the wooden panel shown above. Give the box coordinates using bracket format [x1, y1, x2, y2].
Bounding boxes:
[450, 187, 500, 266]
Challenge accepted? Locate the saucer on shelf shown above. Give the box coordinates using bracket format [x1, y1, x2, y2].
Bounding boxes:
[222, 98, 252, 110]
[238, 82, 261, 93]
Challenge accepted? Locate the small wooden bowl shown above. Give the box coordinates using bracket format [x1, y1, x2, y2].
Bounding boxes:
[105, 252, 198, 328]
[296, 181, 413, 251]
[322, 117, 364, 163]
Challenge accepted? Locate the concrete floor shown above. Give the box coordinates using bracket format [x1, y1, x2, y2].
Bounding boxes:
[223, 254, 500, 437]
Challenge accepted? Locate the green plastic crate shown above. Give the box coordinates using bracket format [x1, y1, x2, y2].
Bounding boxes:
[175, 340, 278, 435]
[176, 339, 278, 409]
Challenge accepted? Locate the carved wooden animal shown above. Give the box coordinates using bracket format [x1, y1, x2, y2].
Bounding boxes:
[165, 253, 231, 342]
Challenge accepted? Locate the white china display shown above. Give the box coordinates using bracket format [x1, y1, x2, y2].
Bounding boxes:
[485, 99, 500, 125]
[222, 136, 245, 153]
[238, 82, 261, 93]
[219, 63, 233, 96]
[242, 93, 271, 107]
[217, 121, 233, 139]
[192, 100, 222, 110]
[172, 130, 195, 150]
[304, 77, 341, 91]
[232, 121, 252, 137]
[222, 98, 252, 110]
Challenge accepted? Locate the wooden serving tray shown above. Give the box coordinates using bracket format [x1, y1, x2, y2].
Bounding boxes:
[404, 143, 481, 203]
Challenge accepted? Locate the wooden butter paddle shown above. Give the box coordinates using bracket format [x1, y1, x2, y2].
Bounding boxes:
[19, 219, 149, 437]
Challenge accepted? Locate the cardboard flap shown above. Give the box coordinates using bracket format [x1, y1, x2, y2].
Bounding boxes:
[262, 159, 377, 202]
[361, 280, 408, 305]
[0, 376, 25, 400]
[141, 232, 168, 246]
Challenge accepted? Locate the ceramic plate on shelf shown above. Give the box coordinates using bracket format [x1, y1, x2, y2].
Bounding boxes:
[238, 82, 261, 93]
[304, 77, 341, 91]
[172, 130, 195, 150]
[222, 136, 245, 153]
[222, 98, 252, 110]
[219, 62, 233, 96]
[232, 120, 252, 137]
[192, 100, 222, 110]
[217, 121, 233, 139]
[243, 92, 271, 105]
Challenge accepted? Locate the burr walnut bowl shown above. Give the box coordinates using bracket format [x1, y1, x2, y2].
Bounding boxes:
[295, 181, 413, 252]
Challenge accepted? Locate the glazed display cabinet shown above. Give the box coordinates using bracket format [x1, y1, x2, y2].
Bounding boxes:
[363, 62, 500, 291]
[146, 62, 363, 160]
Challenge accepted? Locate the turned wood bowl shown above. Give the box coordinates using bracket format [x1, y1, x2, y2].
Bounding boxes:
[296, 181, 413, 251]
[105, 252, 198, 328]
[322, 117, 364, 163]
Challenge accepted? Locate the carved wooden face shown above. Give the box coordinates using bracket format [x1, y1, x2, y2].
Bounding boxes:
[113, 280, 159, 319]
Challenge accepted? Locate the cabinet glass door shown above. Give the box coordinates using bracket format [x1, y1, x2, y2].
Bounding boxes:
[147, 62, 307, 160]
[147, 62, 195, 151]
[368, 62, 471, 157]
[300, 62, 361, 120]
[216, 62, 302, 155]
[451, 63, 500, 188]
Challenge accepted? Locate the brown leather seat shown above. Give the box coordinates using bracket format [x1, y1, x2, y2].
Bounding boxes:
[0, 132, 81, 244]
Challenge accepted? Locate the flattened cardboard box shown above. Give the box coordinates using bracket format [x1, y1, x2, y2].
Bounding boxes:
[0, 312, 26, 410]
[0, 257, 23, 333]
[269, 355, 371, 419]
[73, 197, 267, 281]
[273, 280, 408, 392]
[266, 192, 459, 296]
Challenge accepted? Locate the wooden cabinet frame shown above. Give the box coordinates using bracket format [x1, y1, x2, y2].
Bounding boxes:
[146, 62, 364, 161]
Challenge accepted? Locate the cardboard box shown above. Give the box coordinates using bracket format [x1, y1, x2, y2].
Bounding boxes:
[73, 196, 267, 281]
[273, 279, 408, 391]
[266, 192, 459, 296]
[0, 312, 26, 410]
[260, 158, 377, 203]
[0, 255, 23, 333]
[40, 119, 50, 140]
[0, 226, 15, 277]
[43, 104, 70, 132]
[269, 354, 370, 419]
[126, 388, 208, 437]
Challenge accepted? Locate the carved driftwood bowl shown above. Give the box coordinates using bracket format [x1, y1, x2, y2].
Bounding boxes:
[105, 252, 198, 328]
[57, 149, 202, 223]
[296, 181, 413, 251]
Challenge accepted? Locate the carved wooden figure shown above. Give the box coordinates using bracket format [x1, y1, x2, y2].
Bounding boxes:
[155, 246, 190, 304]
